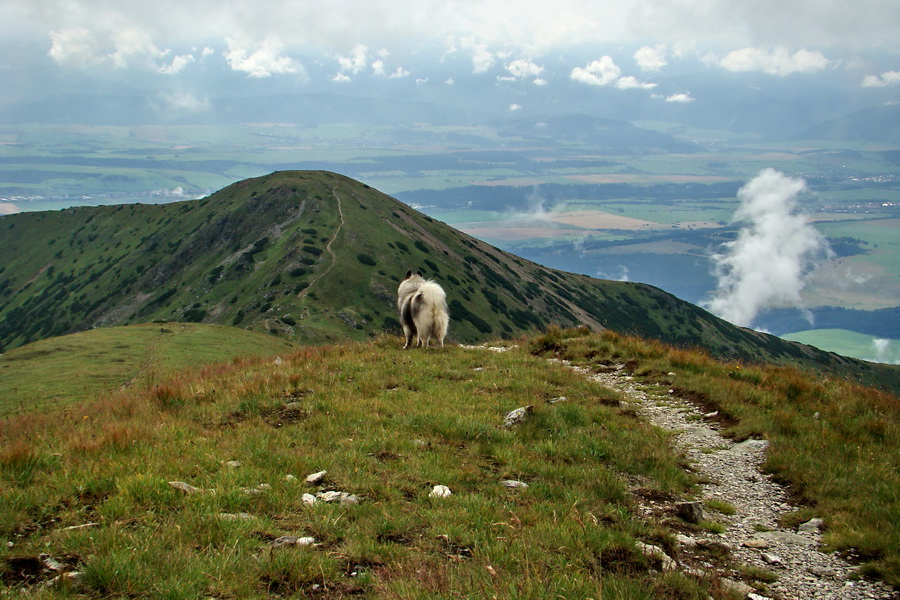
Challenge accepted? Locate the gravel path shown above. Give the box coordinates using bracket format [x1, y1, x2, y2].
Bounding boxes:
[563, 360, 898, 600]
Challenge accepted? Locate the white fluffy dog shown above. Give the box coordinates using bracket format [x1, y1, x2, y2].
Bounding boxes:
[397, 270, 449, 348]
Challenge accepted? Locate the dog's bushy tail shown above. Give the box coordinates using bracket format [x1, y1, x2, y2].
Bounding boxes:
[413, 282, 449, 347]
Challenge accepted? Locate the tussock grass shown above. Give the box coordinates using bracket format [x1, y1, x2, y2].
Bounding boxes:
[1, 337, 716, 598]
[530, 326, 900, 586]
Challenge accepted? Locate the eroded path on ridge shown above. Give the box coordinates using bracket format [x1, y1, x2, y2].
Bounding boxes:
[299, 188, 345, 300]
[563, 359, 896, 600]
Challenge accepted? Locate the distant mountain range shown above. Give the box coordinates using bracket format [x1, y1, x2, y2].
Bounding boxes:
[1, 171, 897, 391]
[797, 104, 900, 143]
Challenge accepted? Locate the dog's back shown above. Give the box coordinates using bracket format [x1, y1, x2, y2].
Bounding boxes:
[397, 271, 448, 348]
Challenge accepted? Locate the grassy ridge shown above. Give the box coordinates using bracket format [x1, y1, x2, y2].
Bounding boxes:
[529, 327, 900, 586]
[1, 338, 715, 599]
[0, 323, 297, 417]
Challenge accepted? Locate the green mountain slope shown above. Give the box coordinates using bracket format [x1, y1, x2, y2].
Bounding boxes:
[1, 170, 898, 391]
[0, 323, 297, 417]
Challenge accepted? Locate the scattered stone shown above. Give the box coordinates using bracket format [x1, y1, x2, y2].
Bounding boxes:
[696, 538, 732, 554]
[315, 490, 359, 505]
[548, 396, 567, 404]
[500, 480, 529, 489]
[430, 485, 453, 498]
[168, 481, 202, 495]
[302, 493, 317, 506]
[721, 578, 754, 598]
[224, 460, 241, 468]
[503, 406, 533, 427]
[756, 530, 817, 547]
[675, 534, 696, 547]
[703, 411, 719, 419]
[676, 501, 705, 524]
[743, 538, 771, 549]
[44, 571, 85, 591]
[285, 474, 297, 482]
[761, 553, 784, 566]
[636, 541, 677, 572]
[727, 439, 769, 454]
[39, 554, 65, 572]
[257, 483, 272, 491]
[218, 512, 254, 521]
[305, 470, 327, 485]
[748, 593, 773, 600]
[808, 565, 836, 578]
[813, 412, 821, 420]
[271, 535, 315, 548]
[798, 518, 823, 535]
[274, 357, 284, 366]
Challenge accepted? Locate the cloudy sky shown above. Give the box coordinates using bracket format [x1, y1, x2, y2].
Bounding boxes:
[4, 0, 899, 82]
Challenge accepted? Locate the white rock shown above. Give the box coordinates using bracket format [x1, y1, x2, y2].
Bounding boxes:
[503, 406, 533, 427]
[315, 490, 360, 505]
[501, 480, 529, 489]
[271, 535, 315, 547]
[430, 485, 452, 498]
[761, 553, 784, 566]
[224, 460, 241, 468]
[635, 541, 677, 572]
[285, 474, 297, 481]
[168, 481, 202, 495]
[305, 470, 327, 485]
[218, 512, 254, 521]
[798, 518, 823, 535]
[302, 493, 317, 506]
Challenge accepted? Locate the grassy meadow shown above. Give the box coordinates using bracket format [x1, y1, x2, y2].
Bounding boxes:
[1, 327, 898, 598]
[1, 336, 713, 599]
[0, 323, 297, 417]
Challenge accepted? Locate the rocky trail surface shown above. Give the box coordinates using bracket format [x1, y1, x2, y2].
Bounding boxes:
[562, 358, 897, 600]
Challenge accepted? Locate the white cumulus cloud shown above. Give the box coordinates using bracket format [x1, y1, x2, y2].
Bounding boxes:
[471, 44, 495, 74]
[705, 169, 832, 328]
[862, 70, 900, 87]
[664, 92, 694, 102]
[717, 47, 832, 76]
[224, 36, 301, 78]
[336, 44, 368, 75]
[570, 56, 621, 86]
[616, 75, 656, 90]
[634, 45, 667, 71]
[506, 58, 543, 79]
[48, 27, 104, 67]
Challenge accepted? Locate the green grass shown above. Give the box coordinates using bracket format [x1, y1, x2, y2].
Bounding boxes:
[528, 326, 900, 586]
[782, 329, 900, 364]
[0, 323, 297, 417]
[0, 337, 716, 599]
